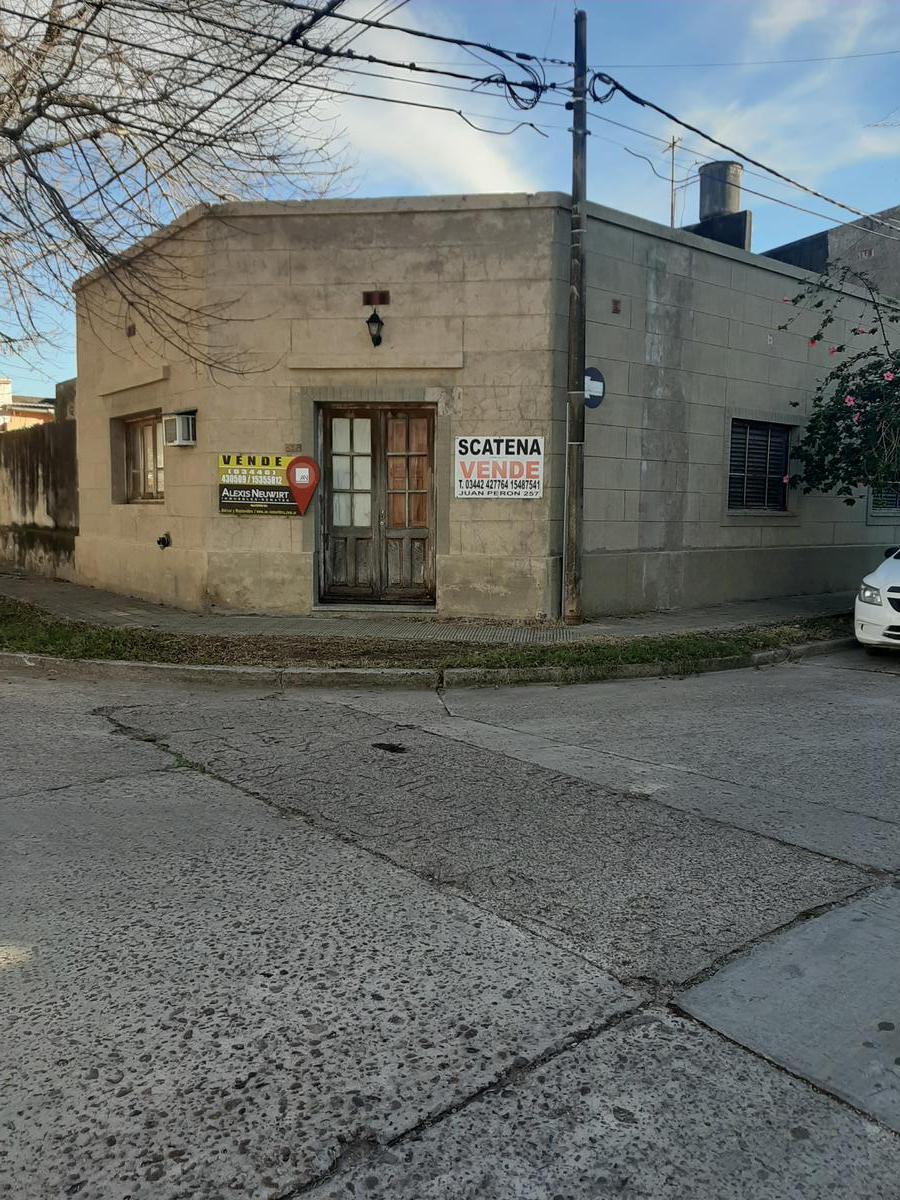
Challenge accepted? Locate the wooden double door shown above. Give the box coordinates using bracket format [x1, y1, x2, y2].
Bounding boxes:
[320, 406, 435, 604]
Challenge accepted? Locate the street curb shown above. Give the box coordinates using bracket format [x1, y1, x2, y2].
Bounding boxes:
[0, 636, 855, 691]
[440, 636, 856, 688]
[0, 652, 441, 690]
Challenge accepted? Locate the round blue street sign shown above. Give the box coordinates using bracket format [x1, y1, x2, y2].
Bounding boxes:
[584, 367, 605, 409]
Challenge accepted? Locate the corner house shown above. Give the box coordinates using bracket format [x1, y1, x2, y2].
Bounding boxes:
[72, 191, 899, 619]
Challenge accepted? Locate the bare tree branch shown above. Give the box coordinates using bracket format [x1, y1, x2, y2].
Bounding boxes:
[0, 0, 351, 373]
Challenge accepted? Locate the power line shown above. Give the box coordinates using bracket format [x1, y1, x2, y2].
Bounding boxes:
[60, 0, 569, 112]
[255, 0, 576, 68]
[590, 47, 900, 69]
[588, 71, 900, 236]
[6, 2, 898, 249]
[0, 3, 553, 138]
[64, 0, 562, 103]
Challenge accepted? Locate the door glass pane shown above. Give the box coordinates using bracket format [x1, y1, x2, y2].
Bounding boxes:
[332, 492, 351, 526]
[387, 418, 406, 453]
[409, 456, 427, 490]
[388, 493, 406, 528]
[332, 418, 351, 453]
[353, 493, 371, 527]
[352, 456, 371, 490]
[409, 418, 428, 453]
[409, 493, 427, 526]
[352, 418, 371, 453]
[332, 455, 351, 490]
[387, 457, 406, 490]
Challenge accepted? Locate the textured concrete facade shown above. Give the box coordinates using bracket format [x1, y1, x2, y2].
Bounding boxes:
[73, 193, 895, 619]
[579, 202, 898, 615]
[766, 203, 900, 302]
[74, 195, 565, 618]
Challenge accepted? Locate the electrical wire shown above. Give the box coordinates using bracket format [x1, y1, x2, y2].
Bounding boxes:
[254, 0, 577, 67]
[0, 3, 554, 138]
[5, 2, 898, 248]
[588, 71, 900, 236]
[591, 47, 900, 69]
[59, 0, 561, 103]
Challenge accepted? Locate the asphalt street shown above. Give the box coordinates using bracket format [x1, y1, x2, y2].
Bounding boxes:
[2, 646, 900, 1198]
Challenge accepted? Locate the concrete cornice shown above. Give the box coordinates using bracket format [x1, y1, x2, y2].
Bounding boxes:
[72, 192, 571, 293]
[72, 188, 883, 309]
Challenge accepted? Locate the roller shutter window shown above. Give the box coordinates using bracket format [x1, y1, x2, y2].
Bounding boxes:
[728, 419, 790, 511]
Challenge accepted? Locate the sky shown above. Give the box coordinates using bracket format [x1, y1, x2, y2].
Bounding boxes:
[9, 0, 900, 394]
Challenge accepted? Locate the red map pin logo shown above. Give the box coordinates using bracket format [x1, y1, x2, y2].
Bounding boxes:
[285, 455, 320, 515]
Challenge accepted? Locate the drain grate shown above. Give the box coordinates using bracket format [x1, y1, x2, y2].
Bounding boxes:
[371, 742, 408, 754]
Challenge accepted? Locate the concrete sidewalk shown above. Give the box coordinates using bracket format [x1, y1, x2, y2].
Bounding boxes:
[0, 567, 853, 645]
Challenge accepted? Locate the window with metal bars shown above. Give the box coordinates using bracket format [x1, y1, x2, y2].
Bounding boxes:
[872, 485, 900, 512]
[728, 419, 791, 511]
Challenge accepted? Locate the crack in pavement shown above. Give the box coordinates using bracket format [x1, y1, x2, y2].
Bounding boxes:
[333, 700, 893, 873]
[276, 1003, 658, 1198]
[90, 697, 900, 1190]
[97, 706, 640, 988]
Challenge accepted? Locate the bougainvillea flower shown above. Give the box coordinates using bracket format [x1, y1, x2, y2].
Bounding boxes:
[828, 346, 839, 355]
[844, 396, 856, 406]
[853, 412, 861, 424]
[808, 339, 817, 348]
[885, 371, 896, 382]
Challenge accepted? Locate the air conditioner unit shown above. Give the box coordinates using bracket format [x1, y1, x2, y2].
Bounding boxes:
[163, 411, 197, 447]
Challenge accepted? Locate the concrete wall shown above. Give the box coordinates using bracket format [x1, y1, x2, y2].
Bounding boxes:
[766, 205, 900, 303]
[581, 203, 899, 615]
[74, 195, 567, 619]
[0, 419, 78, 578]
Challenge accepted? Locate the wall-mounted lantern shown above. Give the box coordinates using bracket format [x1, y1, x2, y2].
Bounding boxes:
[366, 308, 384, 347]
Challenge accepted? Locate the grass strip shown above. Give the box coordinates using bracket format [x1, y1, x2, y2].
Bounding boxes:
[0, 595, 852, 673]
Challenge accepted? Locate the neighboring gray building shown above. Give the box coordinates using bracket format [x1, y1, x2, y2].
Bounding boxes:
[765, 204, 900, 301]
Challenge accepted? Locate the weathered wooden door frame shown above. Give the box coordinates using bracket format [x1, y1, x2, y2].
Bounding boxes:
[316, 402, 436, 605]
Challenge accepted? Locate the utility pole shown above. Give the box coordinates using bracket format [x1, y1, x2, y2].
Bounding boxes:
[562, 8, 587, 624]
[668, 136, 680, 226]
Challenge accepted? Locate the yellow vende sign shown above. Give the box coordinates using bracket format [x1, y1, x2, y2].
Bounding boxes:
[217, 452, 294, 515]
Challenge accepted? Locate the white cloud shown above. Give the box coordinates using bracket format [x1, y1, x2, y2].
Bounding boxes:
[336, 85, 539, 194]
[673, 0, 900, 220]
[317, 0, 541, 196]
[751, 0, 822, 43]
[751, 0, 889, 49]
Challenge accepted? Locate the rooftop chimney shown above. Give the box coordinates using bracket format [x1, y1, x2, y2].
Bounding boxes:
[698, 161, 743, 220]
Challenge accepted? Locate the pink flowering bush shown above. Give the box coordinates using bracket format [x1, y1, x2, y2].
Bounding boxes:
[781, 266, 900, 503]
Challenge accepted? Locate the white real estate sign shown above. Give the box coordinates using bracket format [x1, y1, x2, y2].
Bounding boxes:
[454, 436, 544, 500]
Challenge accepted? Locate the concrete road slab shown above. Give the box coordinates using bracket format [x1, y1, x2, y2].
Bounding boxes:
[114, 698, 869, 983]
[309, 1009, 900, 1200]
[0, 674, 172, 798]
[415, 662, 900, 867]
[678, 884, 900, 1132]
[824, 647, 900, 675]
[443, 664, 896, 819]
[365, 710, 900, 871]
[2, 769, 637, 1199]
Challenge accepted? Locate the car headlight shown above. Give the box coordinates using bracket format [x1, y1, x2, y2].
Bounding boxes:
[858, 583, 883, 606]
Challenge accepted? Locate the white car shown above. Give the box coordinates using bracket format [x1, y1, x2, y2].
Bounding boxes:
[855, 546, 900, 650]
